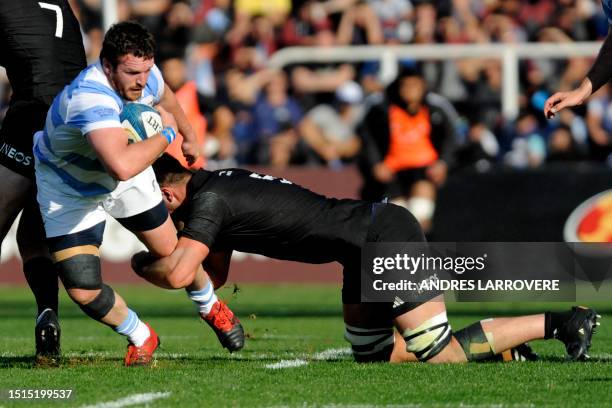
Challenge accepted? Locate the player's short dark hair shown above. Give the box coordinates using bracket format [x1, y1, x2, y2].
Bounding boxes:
[100, 21, 156, 68]
[153, 154, 194, 186]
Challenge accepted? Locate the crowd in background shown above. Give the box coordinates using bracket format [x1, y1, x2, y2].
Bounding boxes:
[2, 0, 612, 173]
[5, 0, 612, 168]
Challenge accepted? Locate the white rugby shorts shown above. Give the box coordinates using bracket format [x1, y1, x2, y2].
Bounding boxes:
[36, 162, 163, 238]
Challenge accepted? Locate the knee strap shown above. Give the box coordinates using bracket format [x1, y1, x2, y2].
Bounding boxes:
[54, 248, 101, 290]
[454, 321, 495, 361]
[402, 312, 452, 361]
[344, 325, 395, 363]
[79, 284, 116, 321]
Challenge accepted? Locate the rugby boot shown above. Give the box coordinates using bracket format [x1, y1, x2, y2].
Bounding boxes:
[554, 306, 600, 361]
[35, 308, 61, 361]
[201, 300, 244, 352]
[124, 323, 159, 366]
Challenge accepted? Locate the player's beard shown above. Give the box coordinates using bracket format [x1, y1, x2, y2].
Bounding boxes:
[123, 86, 143, 101]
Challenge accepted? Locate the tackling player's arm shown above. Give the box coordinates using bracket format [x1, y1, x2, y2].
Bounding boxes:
[157, 83, 199, 165]
[87, 106, 178, 180]
[132, 236, 210, 288]
[204, 250, 233, 289]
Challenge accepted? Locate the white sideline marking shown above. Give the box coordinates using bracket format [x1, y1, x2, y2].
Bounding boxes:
[313, 347, 352, 361]
[264, 347, 352, 369]
[265, 359, 308, 369]
[260, 334, 319, 340]
[591, 353, 612, 361]
[77, 392, 171, 408]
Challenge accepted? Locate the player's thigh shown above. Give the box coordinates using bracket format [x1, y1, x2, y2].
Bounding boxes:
[0, 165, 31, 240]
[134, 216, 177, 257]
[0, 100, 44, 238]
[16, 193, 49, 261]
[367, 201, 426, 243]
[108, 166, 175, 256]
[0, 100, 45, 179]
[343, 303, 394, 328]
[36, 170, 105, 239]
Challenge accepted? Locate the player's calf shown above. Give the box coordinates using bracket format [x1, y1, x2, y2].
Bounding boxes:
[453, 321, 497, 361]
[55, 245, 159, 365]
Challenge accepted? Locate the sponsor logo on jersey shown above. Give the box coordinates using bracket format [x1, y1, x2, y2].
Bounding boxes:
[0, 142, 32, 166]
[564, 190, 612, 242]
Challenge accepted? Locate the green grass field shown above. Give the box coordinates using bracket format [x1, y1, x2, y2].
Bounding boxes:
[0, 284, 610, 408]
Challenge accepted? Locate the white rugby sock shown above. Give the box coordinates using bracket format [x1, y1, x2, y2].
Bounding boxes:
[187, 281, 218, 316]
[115, 309, 150, 347]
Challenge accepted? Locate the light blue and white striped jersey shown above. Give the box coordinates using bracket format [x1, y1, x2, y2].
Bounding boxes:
[604, 0, 612, 24]
[34, 61, 165, 196]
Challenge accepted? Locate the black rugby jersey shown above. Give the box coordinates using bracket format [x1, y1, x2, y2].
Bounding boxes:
[176, 169, 373, 264]
[0, 0, 86, 103]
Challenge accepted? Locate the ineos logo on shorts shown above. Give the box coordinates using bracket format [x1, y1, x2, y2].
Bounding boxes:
[0, 142, 32, 166]
[564, 190, 612, 242]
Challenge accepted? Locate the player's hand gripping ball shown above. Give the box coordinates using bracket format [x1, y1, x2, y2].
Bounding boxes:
[120, 102, 164, 143]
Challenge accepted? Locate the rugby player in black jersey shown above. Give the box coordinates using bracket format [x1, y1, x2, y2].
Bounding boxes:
[0, 0, 86, 359]
[132, 154, 600, 363]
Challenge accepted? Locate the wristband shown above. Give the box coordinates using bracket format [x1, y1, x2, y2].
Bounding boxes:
[161, 127, 176, 144]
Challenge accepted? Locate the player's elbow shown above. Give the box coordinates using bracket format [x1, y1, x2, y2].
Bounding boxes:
[104, 161, 135, 181]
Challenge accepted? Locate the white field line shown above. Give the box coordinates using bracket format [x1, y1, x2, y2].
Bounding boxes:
[590, 353, 612, 361]
[77, 392, 171, 408]
[260, 333, 320, 340]
[264, 347, 352, 369]
[313, 347, 352, 360]
[0, 351, 189, 360]
[267, 404, 535, 408]
[264, 359, 308, 369]
[61, 351, 190, 360]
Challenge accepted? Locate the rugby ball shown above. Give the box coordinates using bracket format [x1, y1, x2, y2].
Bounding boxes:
[120, 103, 164, 143]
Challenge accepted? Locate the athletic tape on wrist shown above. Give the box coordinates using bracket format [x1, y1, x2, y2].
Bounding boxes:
[161, 127, 176, 144]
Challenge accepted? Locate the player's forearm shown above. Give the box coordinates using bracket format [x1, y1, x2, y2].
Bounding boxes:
[132, 251, 175, 285]
[110, 134, 170, 180]
[159, 85, 198, 144]
[586, 28, 612, 94]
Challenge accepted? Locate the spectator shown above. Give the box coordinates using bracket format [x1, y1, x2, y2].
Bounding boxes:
[368, 0, 414, 43]
[299, 80, 364, 168]
[291, 29, 357, 109]
[182, 24, 237, 168]
[251, 71, 304, 167]
[547, 124, 585, 163]
[160, 56, 207, 169]
[358, 67, 457, 232]
[586, 85, 612, 162]
[455, 122, 499, 171]
[280, 1, 334, 47]
[336, 1, 384, 45]
[504, 110, 547, 168]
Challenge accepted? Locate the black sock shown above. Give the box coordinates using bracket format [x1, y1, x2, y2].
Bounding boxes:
[23, 257, 59, 316]
[544, 310, 572, 339]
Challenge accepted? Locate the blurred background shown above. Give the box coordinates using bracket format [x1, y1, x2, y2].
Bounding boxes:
[2, 0, 612, 283]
